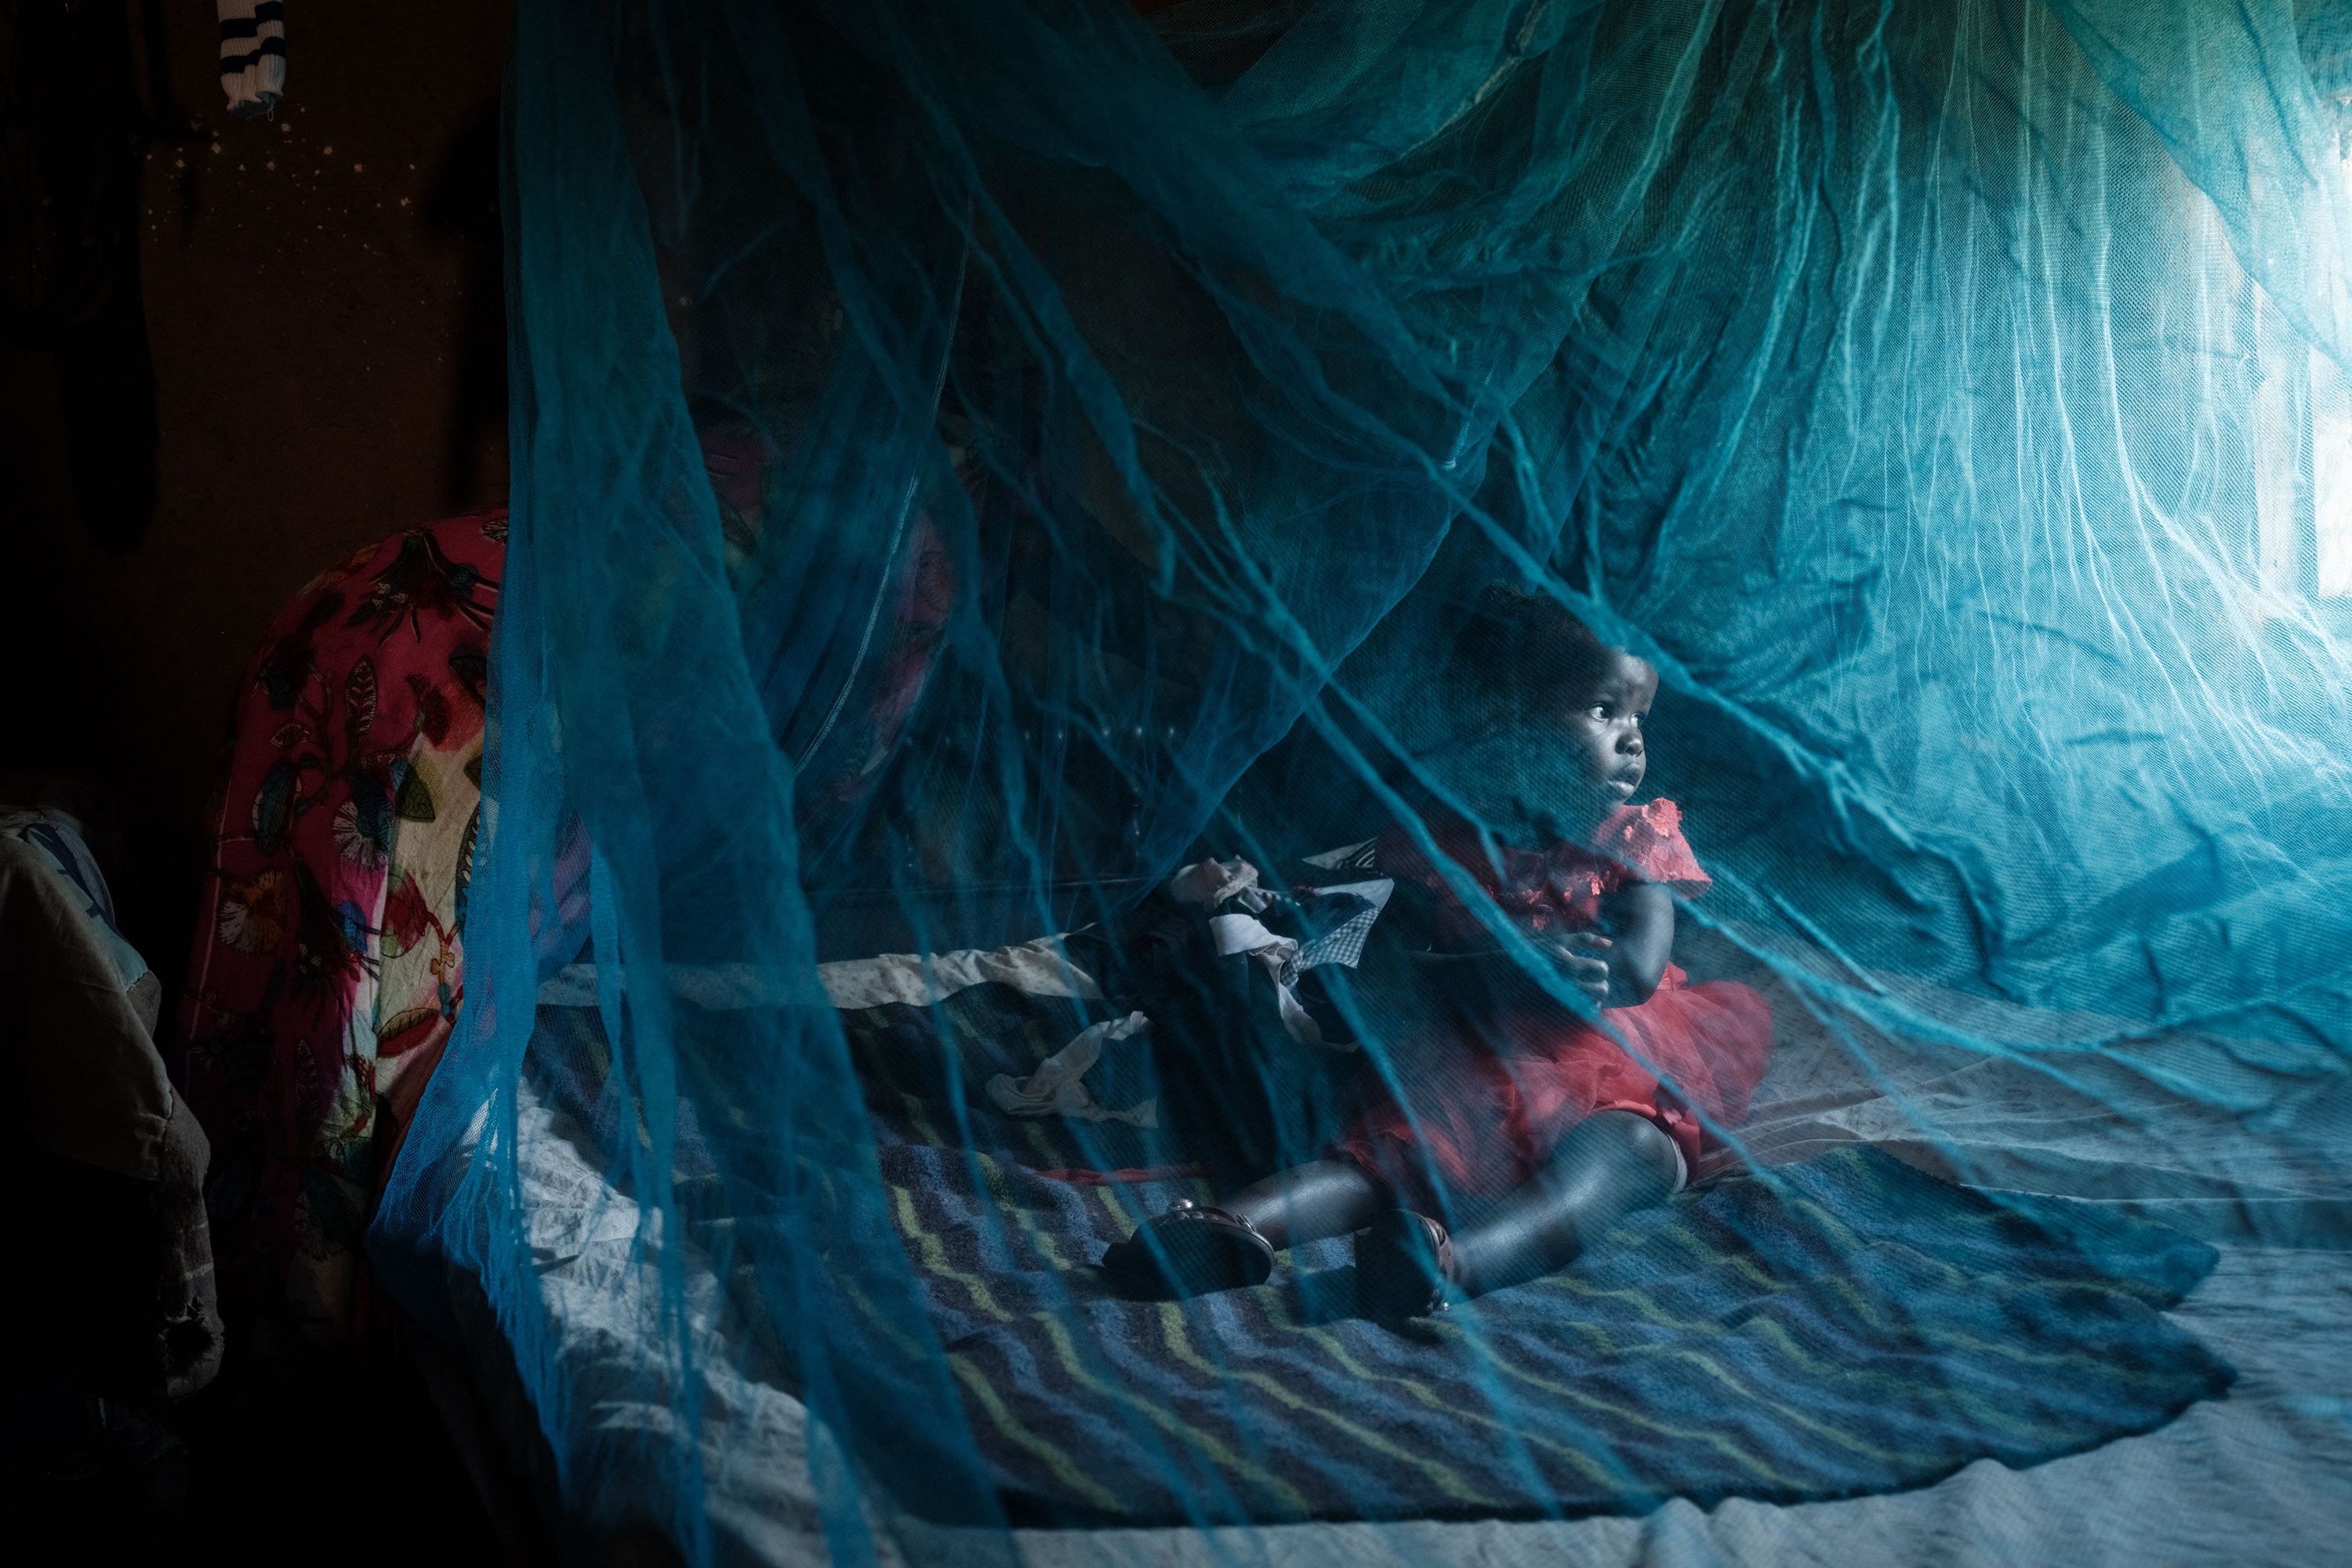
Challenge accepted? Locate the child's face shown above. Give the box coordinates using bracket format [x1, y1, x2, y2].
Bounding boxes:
[1560, 648, 1657, 808]
[1420, 648, 1659, 842]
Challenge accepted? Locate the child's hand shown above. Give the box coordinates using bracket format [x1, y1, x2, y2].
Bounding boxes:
[1538, 931, 1614, 1004]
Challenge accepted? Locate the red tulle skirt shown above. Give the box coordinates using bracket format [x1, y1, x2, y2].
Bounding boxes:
[1330, 964, 1772, 1210]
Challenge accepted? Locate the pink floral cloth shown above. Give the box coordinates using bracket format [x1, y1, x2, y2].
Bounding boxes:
[177, 443, 960, 1334]
[179, 513, 505, 1334]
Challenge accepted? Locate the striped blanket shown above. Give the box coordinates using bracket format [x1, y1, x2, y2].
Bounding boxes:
[526, 974, 2232, 1527]
[835, 982, 2233, 1526]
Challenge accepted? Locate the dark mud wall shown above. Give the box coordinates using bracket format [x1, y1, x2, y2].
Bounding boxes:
[1, 2, 511, 996]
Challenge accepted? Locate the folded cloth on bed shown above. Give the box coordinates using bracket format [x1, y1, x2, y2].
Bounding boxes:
[986, 1010, 1159, 1127]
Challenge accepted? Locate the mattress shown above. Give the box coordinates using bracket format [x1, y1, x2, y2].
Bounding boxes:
[426, 940, 2352, 1566]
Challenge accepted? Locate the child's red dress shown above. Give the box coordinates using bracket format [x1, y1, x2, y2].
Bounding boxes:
[1330, 799, 1771, 1209]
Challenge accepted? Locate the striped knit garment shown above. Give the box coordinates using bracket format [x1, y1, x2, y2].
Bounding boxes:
[218, 1, 287, 119]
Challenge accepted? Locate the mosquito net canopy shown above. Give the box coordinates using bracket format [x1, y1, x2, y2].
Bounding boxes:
[375, 1, 2352, 1561]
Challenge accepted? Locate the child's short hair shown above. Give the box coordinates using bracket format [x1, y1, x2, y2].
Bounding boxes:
[1449, 583, 1617, 716]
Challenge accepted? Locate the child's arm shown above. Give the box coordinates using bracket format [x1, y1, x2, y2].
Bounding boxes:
[1408, 884, 1673, 1011]
[1540, 882, 1674, 1007]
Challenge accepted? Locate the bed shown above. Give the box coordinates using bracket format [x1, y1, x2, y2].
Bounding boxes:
[405, 930, 2352, 1566]
[181, 517, 2352, 1566]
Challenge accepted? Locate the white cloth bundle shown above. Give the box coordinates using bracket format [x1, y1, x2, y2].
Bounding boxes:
[985, 1011, 1158, 1127]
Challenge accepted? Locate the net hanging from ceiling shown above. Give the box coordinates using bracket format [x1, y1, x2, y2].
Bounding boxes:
[372, 2, 2352, 1561]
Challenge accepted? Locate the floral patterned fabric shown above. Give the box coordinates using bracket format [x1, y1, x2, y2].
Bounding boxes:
[179, 513, 506, 1335]
[179, 454, 960, 1335]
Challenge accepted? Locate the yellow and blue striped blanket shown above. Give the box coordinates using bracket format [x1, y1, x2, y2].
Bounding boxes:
[829, 980, 2234, 1526]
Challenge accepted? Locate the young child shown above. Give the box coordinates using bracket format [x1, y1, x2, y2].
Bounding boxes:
[1100, 588, 1772, 1316]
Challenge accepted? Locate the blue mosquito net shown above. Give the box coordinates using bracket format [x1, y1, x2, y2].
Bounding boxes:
[374, 0, 2352, 1561]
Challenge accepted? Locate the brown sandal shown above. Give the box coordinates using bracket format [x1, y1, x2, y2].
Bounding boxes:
[1099, 1200, 1278, 1299]
[1353, 1209, 1457, 1319]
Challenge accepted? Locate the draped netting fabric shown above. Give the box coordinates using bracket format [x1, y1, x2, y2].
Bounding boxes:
[372, 0, 2352, 1562]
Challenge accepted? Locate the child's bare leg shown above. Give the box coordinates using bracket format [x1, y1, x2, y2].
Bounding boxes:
[1448, 1112, 1680, 1294]
[1356, 1111, 1681, 1315]
[1220, 1160, 1388, 1249]
[1099, 1160, 1387, 1298]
